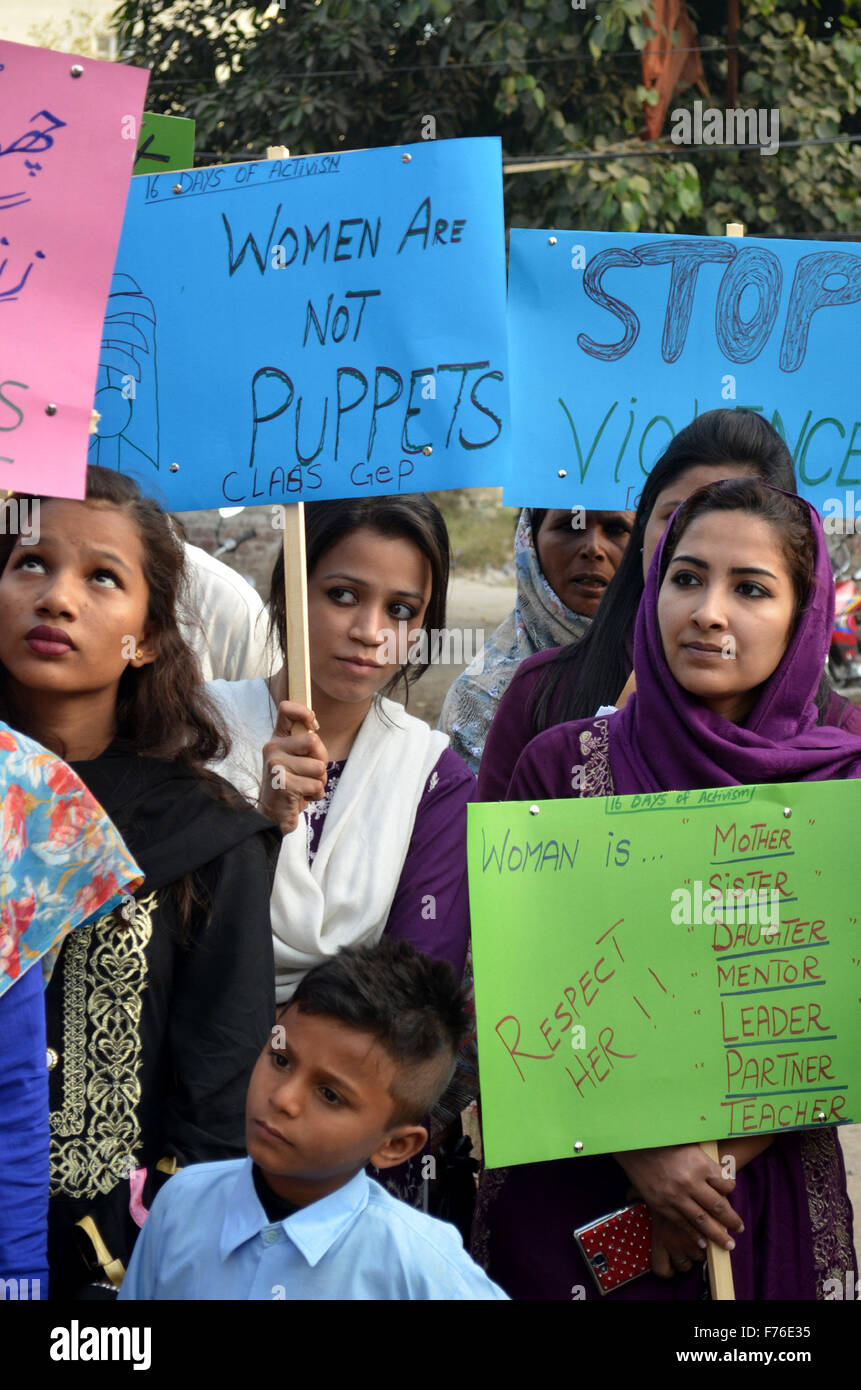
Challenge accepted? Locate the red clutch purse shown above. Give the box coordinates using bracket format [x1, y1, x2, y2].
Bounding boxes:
[573, 1201, 652, 1295]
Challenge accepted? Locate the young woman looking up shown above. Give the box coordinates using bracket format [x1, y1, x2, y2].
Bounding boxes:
[0, 467, 278, 1299]
[472, 479, 861, 1301]
[441, 507, 633, 774]
[477, 409, 861, 801]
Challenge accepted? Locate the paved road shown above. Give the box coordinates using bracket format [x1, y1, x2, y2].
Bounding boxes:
[408, 573, 515, 727]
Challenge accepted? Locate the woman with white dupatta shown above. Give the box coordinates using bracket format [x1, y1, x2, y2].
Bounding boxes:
[208, 494, 473, 1009]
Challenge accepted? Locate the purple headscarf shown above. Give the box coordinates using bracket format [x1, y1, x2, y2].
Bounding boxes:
[607, 489, 861, 792]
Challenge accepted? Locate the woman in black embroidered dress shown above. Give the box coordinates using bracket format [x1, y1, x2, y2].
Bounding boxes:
[0, 468, 278, 1299]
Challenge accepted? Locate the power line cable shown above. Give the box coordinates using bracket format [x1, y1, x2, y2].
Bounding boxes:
[137, 30, 851, 87]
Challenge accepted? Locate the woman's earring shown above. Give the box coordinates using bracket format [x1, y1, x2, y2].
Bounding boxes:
[134, 648, 145, 661]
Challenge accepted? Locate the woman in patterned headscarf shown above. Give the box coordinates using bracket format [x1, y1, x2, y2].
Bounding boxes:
[439, 507, 633, 774]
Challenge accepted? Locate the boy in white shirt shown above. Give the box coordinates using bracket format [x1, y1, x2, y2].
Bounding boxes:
[119, 940, 507, 1301]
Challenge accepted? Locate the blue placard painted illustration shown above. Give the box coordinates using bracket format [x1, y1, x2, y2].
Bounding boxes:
[506, 229, 861, 514]
[90, 138, 509, 510]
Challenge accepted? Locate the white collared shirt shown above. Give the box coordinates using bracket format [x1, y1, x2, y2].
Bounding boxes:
[119, 1158, 508, 1301]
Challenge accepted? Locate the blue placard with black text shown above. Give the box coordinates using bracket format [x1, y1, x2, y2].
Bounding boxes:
[90, 138, 509, 510]
[506, 229, 861, 514]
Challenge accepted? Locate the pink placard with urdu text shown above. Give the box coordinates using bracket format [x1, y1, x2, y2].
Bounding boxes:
[0, 40, 148, 499]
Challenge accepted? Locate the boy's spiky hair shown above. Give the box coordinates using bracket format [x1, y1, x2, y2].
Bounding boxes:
[288, 939, 470, 1125]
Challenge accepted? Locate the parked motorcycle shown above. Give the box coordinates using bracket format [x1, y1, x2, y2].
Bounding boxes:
[829, 541, 861, 686]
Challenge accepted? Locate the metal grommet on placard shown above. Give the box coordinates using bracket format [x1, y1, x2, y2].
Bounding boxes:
[548, 236, 557, 245]
[557, 469, 567, 478]
[169, 462, 179, 473]
[45, 403, 57, 416]
[573, 1140, 584, 1153]
[814, 1110, 827, 1122]
[783, 807, 792, 818]
[172, 183, 183, 194]
[529, 804, 540, 816]
[401, 153, 411, 163]
[70, 64, 84, 78]
[423, 445, 432, 456]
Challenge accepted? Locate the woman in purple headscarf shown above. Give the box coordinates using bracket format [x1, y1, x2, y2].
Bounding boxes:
[471, 478, 860, 1300]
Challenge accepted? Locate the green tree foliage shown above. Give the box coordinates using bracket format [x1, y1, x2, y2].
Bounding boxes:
[113, 0, 860, 234]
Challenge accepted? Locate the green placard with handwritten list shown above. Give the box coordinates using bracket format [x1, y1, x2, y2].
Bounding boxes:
[468, 781, 860, 1169]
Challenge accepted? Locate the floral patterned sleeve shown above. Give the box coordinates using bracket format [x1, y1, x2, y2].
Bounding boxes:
[0, 722, 142, 996]
[1, 722, 142, 1292]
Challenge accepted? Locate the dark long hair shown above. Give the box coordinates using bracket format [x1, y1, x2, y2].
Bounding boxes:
[0, 465, 232, 769]
[532, 409, 799, 728]
[268, 494, 450, 705]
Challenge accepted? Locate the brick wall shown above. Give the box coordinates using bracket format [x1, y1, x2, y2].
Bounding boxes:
[178, 505, 282, 594]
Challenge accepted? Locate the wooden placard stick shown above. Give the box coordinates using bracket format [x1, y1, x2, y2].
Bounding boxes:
[279, 502, 312, 707]
[263, 145, 312, 708]
[615, 671, 637, 707]
[701, 1139, 736, 1299]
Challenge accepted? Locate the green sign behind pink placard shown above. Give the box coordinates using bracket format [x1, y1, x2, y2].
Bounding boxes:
[468, 781, 860, 1169]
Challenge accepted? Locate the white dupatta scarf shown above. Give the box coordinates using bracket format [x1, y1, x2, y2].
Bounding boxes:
[208, 678, 448, 1000]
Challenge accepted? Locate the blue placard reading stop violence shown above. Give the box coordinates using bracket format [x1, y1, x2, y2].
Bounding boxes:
[506, 229, 861, 512]
[89, 138, 509, 510]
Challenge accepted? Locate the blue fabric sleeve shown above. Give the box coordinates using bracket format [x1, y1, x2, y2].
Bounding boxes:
[0, 965, 49, 1297]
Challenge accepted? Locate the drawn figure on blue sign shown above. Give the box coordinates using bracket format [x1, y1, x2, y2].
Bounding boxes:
[89, 272, 161, 473]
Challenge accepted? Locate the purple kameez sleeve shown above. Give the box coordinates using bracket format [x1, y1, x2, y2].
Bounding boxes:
[479, 629, 644, 802]
[383, 747, 475, 980]
[507, 723, 585, 801]
[477, 648, 561, 801]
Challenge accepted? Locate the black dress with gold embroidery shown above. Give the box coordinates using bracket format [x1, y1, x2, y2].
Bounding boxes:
[46, 746, 278, 1299]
